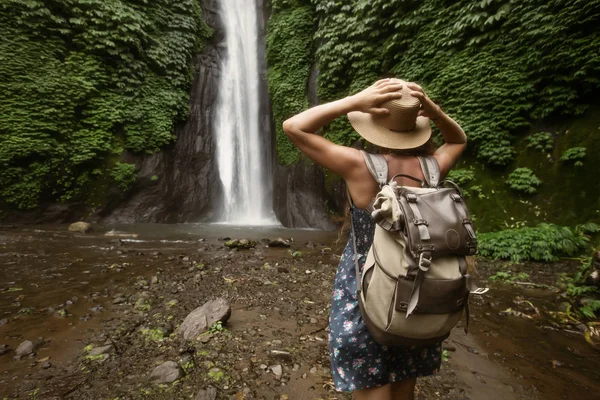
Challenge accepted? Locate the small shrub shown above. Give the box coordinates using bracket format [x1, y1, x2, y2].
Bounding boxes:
[478, 223, 591, 262]
[526, 132, 554, 152]
[506, 168, 542, 194]
[111, 162, 137, 191]
[446, 168, 475, 186]
[560, 147, 586, 167]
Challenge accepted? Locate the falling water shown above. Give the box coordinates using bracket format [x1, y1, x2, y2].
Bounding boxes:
[214, 0, 275, 225]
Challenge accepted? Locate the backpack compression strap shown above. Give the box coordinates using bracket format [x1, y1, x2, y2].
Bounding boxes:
[417, 156, 441, 188]
[360, 151, 388, 187]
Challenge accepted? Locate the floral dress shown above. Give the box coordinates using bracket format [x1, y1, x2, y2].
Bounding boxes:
[328, 206, 442, 392]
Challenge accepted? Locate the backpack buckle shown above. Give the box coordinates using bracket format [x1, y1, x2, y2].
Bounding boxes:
[450, 194, 462, 201]
[462, 218, 472, 224]
[471, 287, 489, 295]
[413, 219, 428, 226]
[418, 252, 432, 271]
[406, 193, 418, 203]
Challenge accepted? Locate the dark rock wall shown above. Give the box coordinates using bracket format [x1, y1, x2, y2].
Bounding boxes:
[273, 162, 336, 230]
[98, 0, 223, 223]
[272, 58, 339, 230]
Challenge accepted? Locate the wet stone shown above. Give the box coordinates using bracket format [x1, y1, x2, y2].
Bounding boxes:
[0, 344, 10, 355]
[268, 238, 291, 248]
[270, 364, 283, 379]
[15, 340, 35, 357]
[195, 386, 217, 400]
[179, 298, 231, 341]
[269, 350, 292, 363]
[150, 361, 185, 384]
[89, 344, 114, 356]
[68, 222, 92, 233]
[0, 318, 8, 326]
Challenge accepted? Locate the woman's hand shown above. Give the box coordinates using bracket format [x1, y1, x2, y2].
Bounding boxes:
[406, 82, 442, 119]
[348, 79, 404, 115]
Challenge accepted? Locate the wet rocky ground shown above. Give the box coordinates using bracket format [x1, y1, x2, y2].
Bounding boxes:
[1, 225, 599, 399]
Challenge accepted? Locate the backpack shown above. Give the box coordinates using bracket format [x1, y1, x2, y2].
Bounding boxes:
[351, 151, 488, 347]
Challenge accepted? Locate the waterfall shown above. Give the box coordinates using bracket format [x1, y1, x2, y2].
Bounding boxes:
[214, 0, 275, 225]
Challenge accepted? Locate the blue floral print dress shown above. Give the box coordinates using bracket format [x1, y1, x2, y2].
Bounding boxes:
[329, 206, 442, 392]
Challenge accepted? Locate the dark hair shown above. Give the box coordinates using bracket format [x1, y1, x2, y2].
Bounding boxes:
[383, 138, 436, 157]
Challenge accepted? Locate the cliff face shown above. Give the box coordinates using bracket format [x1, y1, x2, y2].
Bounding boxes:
[271, 58, 339, 230]
[96, 0, 223, 223]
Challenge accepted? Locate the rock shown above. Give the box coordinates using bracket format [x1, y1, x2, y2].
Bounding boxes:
[195, 387, 217, 400]
[268, 238, 291, 248]
[0, 318, 8, 326]
[273, 162, 338, 230]
[585, 269, 600, 287]
[0, 344, 10, 355]
[41, 362, 52, 369]
[444, 342, 457, 352]
[89, 344, 114, 356]
[269, 350, 292, 362]
[16, 340, 35, 356]
[68, 222, 92, 233]
[150, 361, 185, 384]
[179, 298, 231, 340]
[277, 267, 290, 274]
[270, 365, 283, 379]
[151, 276, 159, 284]
[309, 318, 318, 324]
[225, 239, 256, 249]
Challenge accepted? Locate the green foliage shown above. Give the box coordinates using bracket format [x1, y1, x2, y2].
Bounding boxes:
[565, 256, 600, 319]
[527, 132, 554, 153]
[489, 271, 530, 283]
[560, 146, 586, 166]
[0, 0, 210, 208]
[266, 0, 316, 164]
[110, 162, 137, 191]
[478, 223, 592, 262]
[267, 0, 600, 165]
[506, 167, 542, 194]
[446, 168, 475, 186]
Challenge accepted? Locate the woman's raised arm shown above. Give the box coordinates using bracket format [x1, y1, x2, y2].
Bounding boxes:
[406, 83, 467, 177]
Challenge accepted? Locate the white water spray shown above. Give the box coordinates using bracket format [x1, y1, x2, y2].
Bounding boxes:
[214, 0, 275, 225]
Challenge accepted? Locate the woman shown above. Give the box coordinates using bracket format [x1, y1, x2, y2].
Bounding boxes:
[282, 78, 467, 400]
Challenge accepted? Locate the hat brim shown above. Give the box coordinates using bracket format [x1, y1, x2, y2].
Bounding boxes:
[348, 112, 432, 150]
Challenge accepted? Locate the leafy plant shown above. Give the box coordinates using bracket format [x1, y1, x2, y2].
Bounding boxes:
[268, 0, 600, 167]
[560, 147, 586, 167]
[526, 132, 554, 153]
[446, 168, 475, 186]
[478, 223, 592, 262]
[506, 168, 542, 194]
[0, 0, 211, 208]
[489, 271, 530, 283]
[110, 162, 137, 191]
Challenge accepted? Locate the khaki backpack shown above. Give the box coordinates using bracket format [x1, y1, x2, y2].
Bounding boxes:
[351, 151, 488, 347]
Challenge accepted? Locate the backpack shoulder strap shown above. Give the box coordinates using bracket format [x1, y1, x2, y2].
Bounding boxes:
[417, 156, 441, 188]
[360, 151, 388, 187]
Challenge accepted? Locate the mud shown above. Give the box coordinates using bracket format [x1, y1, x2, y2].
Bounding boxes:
[1, 225, 599, 399]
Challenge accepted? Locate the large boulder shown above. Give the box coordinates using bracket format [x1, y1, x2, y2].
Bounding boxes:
[179, 298, 231, 341]
[150, 361, 185, 384]
[68, 222, 92, 233]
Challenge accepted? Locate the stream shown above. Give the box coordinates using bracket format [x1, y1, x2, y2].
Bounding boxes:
[1, 224, 599, 399]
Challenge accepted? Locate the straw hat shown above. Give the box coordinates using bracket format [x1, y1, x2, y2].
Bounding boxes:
[348, 81, 431, 149]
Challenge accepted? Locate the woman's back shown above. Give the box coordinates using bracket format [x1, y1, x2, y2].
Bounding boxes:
[348, 153, 431, 210]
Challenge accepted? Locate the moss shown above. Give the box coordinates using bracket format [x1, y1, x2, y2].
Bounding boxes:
[141, 328, 166, 342]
